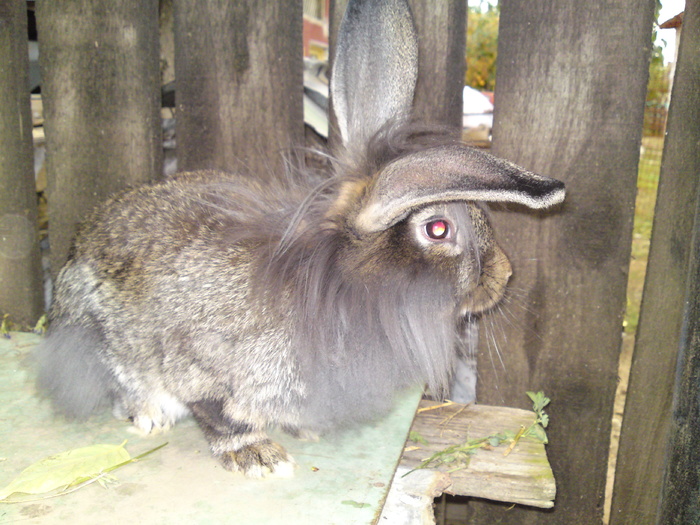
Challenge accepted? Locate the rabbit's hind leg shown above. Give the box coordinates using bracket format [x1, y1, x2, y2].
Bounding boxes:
[188, 399, 296, 478]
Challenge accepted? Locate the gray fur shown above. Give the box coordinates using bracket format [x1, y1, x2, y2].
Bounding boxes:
[353, 144, 566, 234]
[36, 0, 565, 477]
[332, 0, 418, 149]
[36, 323, 113, 419]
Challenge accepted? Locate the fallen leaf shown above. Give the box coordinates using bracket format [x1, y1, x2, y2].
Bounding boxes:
[341, 500, 371, 508]
[0, 442, 130, 501]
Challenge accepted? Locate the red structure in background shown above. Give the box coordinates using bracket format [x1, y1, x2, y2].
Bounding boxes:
[303, 0, 330, 59]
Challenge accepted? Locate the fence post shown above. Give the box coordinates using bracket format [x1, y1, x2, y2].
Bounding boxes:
[174, 0, 303, 179]
[611, 2, 700, 522]
[409, 1, 465, 130]
[467, 0, 655, 522]
[0, 1, 44, 327]
[36, 0, 162, 276]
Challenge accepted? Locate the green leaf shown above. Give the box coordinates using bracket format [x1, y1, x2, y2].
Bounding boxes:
[501, 430, 516, 440]
[526, 391, 550, 412]
[409, 431, 428, 445]
[488, 436, 503, 447]
[0, 442, 131, 501]
[524, 424, 548, 444]
[0, 314, 12, 338]
[341, 500, 370, 508]
[33, 314, 48, 335]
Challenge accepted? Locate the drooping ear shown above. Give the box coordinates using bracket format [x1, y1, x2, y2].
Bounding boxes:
[353, 144, 566, 234]
[331, 0, 418, 148]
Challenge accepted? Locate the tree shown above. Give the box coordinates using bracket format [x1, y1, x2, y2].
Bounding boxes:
[647, 0, 668, 100]
[465, 4, 499, 91]
[645, 0, 671, 135]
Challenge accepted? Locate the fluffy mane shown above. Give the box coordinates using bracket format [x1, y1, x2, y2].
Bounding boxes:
[196, 123, 469, 429]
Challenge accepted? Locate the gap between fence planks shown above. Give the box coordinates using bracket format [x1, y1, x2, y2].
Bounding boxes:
[399, 399, 556, 509]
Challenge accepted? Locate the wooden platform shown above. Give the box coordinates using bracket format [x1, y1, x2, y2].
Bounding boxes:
[398, 400, 555, 509]
[0, 332, 422, 524]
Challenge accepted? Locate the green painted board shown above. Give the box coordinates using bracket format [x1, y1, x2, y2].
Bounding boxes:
[0, 332, 422, 524]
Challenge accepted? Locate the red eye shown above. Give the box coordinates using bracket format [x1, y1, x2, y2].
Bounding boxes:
[424, 219, 451, 240]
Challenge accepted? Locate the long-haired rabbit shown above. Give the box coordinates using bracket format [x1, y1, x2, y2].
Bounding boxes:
[37, 0, 565, 477]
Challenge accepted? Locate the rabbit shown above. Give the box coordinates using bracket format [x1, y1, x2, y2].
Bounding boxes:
[36, 0, 565, 478]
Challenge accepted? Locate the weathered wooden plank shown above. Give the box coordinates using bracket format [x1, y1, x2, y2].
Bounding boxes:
[381, 468, 452, 524]
[471, 0, 655, 522]
[611, 2, 700, 522]
[400, 400, 555, 509]
[174, 0, 303, 178]
[0, 0, 43, 326]
[36, 0, 162, 275]
[409, 1, 466, 130]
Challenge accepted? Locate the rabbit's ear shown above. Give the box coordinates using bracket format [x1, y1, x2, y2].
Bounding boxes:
[331, 0, 418, 147]
[353, 144, 566, 235]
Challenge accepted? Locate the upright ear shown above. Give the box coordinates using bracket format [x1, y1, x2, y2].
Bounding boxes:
[353, 144, 566, 234]
[331, 0, 418, 148]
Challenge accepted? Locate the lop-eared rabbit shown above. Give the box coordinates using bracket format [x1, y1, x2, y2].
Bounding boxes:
[38, 0, 565, 477]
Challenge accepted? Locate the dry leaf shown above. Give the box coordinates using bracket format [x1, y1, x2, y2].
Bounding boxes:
[0, 442, 130, 501]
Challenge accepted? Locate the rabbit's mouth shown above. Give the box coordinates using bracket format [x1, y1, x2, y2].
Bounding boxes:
[458, 244, 512, 316]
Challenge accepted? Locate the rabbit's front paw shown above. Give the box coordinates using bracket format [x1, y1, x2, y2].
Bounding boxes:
[220, 440, 295, 478]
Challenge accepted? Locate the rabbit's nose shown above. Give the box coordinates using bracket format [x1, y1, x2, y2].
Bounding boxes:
[458, 244, 512, 316]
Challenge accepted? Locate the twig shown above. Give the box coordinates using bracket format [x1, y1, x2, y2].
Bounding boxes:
[503, 425, 526, 457]
[417, 400, 456, 413]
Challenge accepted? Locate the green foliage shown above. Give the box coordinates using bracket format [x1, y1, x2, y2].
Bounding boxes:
[647, 0, 670, 105]
[404, 392, 550, 477]
[647, 52, 670, 106]
[0, 314, 12, 338]
[466, 4, 499, 91]
[409, 431, 428, 445]
[624, 136, 663, 334]
[33, 314, 48, 335]
[404, 432, 515, 475]
[624, 0, 666, 333]
[525, 391, 550, 444]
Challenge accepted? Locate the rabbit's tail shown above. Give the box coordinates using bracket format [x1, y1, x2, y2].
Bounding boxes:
[35, 322, 114, 420]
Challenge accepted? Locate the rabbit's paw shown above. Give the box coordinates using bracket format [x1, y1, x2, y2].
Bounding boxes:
[220, 440, 296, 478]
[115, 395, 189, 435]
[129, 414, 173, 435]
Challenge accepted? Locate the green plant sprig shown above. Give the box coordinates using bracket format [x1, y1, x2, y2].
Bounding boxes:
[403, 391, 550, 477]
[523, 390, 550, 444]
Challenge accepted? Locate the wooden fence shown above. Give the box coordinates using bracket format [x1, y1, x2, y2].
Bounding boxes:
[1, 0, 698, 523]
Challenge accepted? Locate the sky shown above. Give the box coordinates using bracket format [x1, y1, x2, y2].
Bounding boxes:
[657, 0, 686, 63]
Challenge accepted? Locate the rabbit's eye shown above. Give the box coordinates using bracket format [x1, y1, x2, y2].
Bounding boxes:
[424, 219, 451, 241]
